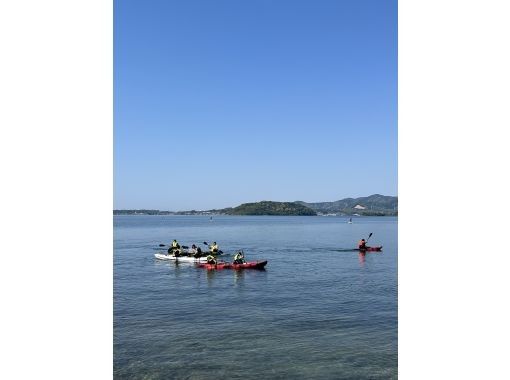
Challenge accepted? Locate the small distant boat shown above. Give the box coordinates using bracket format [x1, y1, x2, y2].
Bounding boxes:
[348, 218, 353, 224]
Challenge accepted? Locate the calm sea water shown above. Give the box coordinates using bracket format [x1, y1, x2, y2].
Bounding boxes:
[114, 215, 397, 379]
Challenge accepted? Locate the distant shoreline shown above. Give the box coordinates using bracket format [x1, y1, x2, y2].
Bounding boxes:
[114, 195, 397, 217]
[113, 213, 398, 217]
[113, 194, 398, 217]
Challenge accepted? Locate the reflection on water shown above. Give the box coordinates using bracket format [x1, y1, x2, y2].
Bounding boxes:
[233, 268, 244, 286]
[205, 268, 216, 285]
[358, 250, 383, 267]
[358, 251, 366, 266]
[172, 261, 186, 278]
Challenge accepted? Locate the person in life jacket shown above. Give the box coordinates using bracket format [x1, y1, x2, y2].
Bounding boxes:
[168, 239, 181, 255]
[206, 255, 217, 265]
[209, 242, 219, 253]
[233, 251, 245, 264]
[358, 239, 367, 250]
[194, 246, 202, 258]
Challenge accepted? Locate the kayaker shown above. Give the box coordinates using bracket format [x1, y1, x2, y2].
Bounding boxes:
[168, 239, 180, 255]
[209, 242, 219, 254]
[233, 251, 246, 264]
[358, 239, 367, 250]
[206, 254, 217, 265]
[188, 244, 202, 257]
[189, 244, 198, 255]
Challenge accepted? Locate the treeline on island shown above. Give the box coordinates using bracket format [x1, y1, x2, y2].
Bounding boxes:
[113, 209, 208, 216]
[113, 209, 173, 215]
[222, 201, 316, 216]
[114, 194, 397, 216]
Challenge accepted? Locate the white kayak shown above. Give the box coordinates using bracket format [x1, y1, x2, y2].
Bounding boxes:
[154, 253, 208, 262]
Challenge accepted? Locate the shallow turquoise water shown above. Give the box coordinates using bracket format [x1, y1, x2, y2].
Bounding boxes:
[114, 215, 397, 379]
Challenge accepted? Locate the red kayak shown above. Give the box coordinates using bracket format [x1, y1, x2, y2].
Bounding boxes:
[197, 260, 268, 270]
[359, 246, 383, 251]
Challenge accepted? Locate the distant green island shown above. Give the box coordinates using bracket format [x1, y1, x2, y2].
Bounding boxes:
[114, 194, 397, 216]
[222, 201, 316, 216]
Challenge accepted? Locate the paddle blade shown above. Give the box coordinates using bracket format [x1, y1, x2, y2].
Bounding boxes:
[368, 233, 373, 238]
[203, 242, 208, 245]
[159, 244, 165, 247]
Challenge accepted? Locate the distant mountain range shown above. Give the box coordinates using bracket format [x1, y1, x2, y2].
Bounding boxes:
[297, 194, 397, 216]
[114, 194, 397, 216]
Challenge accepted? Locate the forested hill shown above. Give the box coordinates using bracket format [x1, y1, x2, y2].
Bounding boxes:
[296, 194, 397, 216]
[222, 201, 316, 216]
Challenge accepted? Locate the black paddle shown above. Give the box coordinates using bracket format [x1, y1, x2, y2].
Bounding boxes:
[160, 243, 188, 249]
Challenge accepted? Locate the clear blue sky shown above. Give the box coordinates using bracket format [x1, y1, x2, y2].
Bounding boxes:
[114, 0, 397, 210]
